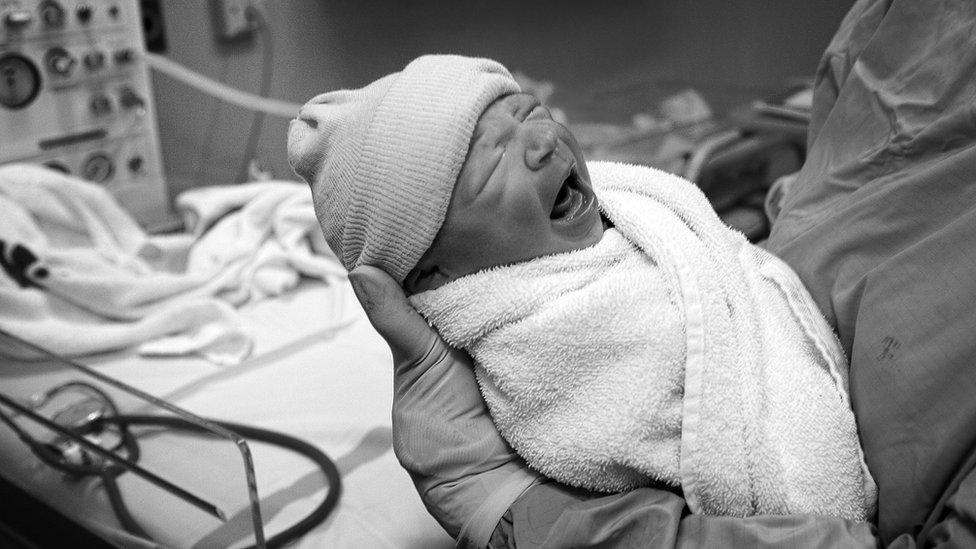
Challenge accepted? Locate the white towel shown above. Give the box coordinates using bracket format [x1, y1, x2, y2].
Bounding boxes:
[411, 161, 877, 520]
[0, 164, 346, 364]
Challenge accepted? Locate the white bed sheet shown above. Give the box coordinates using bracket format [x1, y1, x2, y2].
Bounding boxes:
[0, 279, 453, 548]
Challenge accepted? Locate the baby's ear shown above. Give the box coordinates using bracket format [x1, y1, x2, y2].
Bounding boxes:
[403, 264, 453, 295]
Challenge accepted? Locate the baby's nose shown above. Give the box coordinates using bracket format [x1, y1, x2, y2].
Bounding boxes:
[523, 126, 559, 170]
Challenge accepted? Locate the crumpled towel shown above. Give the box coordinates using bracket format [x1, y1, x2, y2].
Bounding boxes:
[0, 164, 346, 364]
[411, 160, 877, 520]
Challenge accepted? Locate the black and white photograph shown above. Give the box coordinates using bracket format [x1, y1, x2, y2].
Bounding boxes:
[1, 1, 973, 547]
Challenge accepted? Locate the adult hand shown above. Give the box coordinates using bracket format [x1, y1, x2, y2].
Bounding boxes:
[348, 265, 539, 547]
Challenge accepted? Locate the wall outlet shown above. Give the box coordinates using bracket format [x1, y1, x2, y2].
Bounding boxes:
[211, 0, 259, 41]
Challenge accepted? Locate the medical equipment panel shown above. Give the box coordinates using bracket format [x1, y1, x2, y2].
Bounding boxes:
[0, 0, 171, 229]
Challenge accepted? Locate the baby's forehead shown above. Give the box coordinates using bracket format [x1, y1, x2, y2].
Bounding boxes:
[481, 92, 538, 117]
[469, 92, 538, 143]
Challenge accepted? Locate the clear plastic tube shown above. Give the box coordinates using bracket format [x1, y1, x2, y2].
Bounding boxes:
[144, 52, 301, 119]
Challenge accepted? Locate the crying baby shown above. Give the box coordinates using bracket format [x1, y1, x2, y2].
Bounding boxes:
[287, 54, 877, 521]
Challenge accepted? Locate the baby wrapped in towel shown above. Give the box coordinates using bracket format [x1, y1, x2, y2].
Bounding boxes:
[288, 55, 877, 520]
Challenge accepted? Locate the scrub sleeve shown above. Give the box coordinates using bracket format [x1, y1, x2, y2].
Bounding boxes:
[765, 0, 976, 546]
[489, 482, 876, 548]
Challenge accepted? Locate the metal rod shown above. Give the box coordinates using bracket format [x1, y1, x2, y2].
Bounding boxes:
[0, 327, 266, 547]
[0, 393, 226, 521]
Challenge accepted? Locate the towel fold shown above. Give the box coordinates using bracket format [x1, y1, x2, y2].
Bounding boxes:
[0, 164, 346, 364]
[411, 160, 877, 520]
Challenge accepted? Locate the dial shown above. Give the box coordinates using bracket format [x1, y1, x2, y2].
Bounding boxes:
[44, 46, 76, 76]
[127, 155, 144, 173]
[89, 92, 112, 116]
[39, 1, 66, 28]
[3, 9, 33, 29]
[76, 4, 93, 24]
[118, 85, 143, 109]
[83, 50, 106, 71]
[0, 53, 42, 110]
[82, 152, 115, 182]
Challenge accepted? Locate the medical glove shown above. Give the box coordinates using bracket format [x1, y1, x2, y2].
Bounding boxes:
[348, 265, 540, 548]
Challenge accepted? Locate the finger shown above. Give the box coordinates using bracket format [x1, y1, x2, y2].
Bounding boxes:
[348, 265, 438, 365]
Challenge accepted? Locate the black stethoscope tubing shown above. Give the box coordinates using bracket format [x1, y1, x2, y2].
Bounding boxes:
[27, 413, 341, 549]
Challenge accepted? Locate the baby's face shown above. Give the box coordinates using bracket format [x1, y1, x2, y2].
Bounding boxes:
[404, 93, 605, 293]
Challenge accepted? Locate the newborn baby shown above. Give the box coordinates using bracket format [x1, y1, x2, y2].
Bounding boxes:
[288, 55, 877, 521]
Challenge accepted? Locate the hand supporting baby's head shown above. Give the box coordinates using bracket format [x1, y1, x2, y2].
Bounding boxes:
[288, 55, 604, 295]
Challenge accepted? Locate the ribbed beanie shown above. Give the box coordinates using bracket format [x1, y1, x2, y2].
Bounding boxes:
[287, 55, 520, 283]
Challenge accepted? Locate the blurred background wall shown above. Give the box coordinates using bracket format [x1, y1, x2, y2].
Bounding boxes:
[152, 0, 854, 198]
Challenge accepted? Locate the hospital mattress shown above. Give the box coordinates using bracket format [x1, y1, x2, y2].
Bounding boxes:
[0, 279, 453, 548]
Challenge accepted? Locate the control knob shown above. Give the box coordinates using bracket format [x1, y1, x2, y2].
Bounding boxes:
[113, 48, 136, 65]
[44, 47, 76, 77]
[3, 9, 33, 29]
[118, 86, 144, 110]
[76, 4, 92, 24]
[89, 93, 112, 116]
[39, 1, 65, 28]
[82, 153, 114, 183]
[83, 50, 105, 71]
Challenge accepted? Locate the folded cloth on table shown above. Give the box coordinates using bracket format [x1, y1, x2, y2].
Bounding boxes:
[411, 160, 877, 520]
[0, 164, 345, 364]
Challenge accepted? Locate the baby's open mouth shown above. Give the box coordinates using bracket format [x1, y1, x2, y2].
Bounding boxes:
[550, 165, 590, 221]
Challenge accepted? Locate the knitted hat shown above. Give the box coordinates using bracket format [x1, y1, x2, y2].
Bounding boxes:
[287, 55, 520, 283]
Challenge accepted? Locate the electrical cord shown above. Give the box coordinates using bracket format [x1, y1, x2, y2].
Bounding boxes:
[237, 4, 275, 183]
[143, 53, 300, 117]
[196, 56, 232, 189]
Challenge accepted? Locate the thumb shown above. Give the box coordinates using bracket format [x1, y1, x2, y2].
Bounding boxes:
[348, 265, 438, 366]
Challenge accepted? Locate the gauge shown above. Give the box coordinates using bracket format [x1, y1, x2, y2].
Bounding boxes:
[0, 52, 42, 110]
[82, 152, 115, 182]
[39, 1, 66, 28]
[44, 46, 76, 77]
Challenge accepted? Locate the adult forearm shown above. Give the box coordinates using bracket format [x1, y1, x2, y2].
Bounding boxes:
[490, 481, 879, 549]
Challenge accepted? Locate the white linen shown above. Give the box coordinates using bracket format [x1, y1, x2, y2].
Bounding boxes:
[0, 280, 453, 548]
[0, 164, 345, 365]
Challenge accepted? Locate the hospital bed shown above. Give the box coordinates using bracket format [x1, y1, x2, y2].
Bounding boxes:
[0, 277, 453, 548]
[0, 5, 447, 542]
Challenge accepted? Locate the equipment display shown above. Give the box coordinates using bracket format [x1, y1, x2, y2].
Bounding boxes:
[0, 0, 171, 229]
